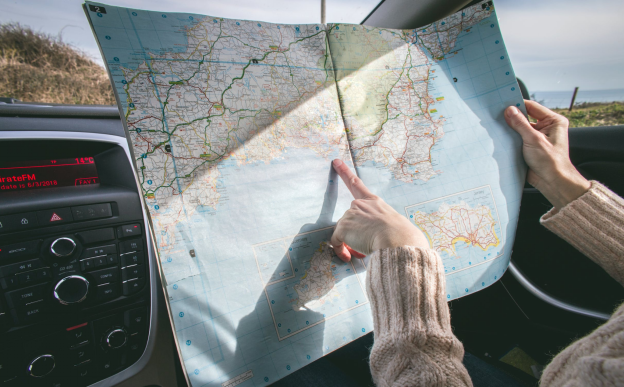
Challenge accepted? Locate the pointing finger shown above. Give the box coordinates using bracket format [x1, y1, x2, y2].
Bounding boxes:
[332, 159, 374, 200]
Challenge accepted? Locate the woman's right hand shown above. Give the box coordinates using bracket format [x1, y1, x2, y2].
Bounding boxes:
[505, 100, 590, 210]
[330, 159, 429, 262]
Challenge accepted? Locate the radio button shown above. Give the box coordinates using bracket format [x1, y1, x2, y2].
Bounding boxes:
[67, 323, 90, 347]
[106, 254, 118, 266]
[0, 259, 43, 277]
[0, 212, 38, 233]
[117, 224, 141, 238]
[82, 244, 116, 259]
[69, 342, 93, 365]
[0, 240, 41, 261]
[0, 276, 17, 290]
[36, 208, 73, 226]
[77, 228, 114, 245]
[122, 277, 145, 296]
[13, 302, 48, 324]
[96, 283, 119, 302]
[93, 203, 112, 218]
[80, 258, 95, 271]
[119, 239, 142, 254]
[91, 267, 118, 285]
[37, 268, 52, 280]
[125, 307, 147, 335]
[121, 265, 143, 282]
[74, 359, 93, 379]
[5, 283, 47, 308]
[121, 252, 144, 267]
[13, 268, 49, 286]
[71, 203, 112, 221]
[17, 271, 37, 285]
[93, 256, 107, 267]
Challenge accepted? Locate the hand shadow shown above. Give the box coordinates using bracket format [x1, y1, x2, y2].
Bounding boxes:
[225, 161, 366, 385]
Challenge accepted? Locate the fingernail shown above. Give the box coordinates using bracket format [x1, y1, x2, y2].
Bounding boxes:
[333, 159, 343, 167]
[506, 106, 519, 117]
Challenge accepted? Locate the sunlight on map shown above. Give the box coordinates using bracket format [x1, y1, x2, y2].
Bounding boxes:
[86, 0, 526, 385]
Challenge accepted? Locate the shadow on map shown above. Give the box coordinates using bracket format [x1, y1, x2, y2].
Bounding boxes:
[192, 163, 363, 384]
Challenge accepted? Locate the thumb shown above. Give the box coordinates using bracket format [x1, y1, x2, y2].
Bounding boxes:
[505, 105, 539, 143]
[330, 226, 351, 262]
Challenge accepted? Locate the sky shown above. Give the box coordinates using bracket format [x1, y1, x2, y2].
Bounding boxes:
[1, 0, 623, 93]
[494, 0, 624, 92]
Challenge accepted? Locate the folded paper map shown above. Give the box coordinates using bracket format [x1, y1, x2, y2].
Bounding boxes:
[85, 1, 526, 385]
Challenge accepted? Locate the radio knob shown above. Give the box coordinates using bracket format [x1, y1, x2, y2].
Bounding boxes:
[105, 328, 128, 349]
[50, 237, 76, 257]
[53, 275, 89, 305]
[27, 354, 55, 378]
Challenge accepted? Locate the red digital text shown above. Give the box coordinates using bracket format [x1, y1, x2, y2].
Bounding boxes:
[0, 173, 36, 183]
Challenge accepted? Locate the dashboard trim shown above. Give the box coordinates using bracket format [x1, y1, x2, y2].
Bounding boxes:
[508, 261, 611, 321]
[0, 130, 161, 386]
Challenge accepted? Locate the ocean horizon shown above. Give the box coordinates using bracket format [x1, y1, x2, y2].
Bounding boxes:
[531, 88, 624, 109]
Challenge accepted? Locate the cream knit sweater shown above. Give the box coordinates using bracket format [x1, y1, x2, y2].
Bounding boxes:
[367, 181, 624, 386]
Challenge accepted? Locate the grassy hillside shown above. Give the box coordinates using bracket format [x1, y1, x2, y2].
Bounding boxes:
[554, 102, 624, 128]
[0, 23, 115, 105]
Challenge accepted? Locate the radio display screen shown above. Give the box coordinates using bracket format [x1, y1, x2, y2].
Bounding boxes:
[0, 157, 99, 192]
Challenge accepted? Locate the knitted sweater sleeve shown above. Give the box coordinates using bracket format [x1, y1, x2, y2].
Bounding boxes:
[366, 246, 472, 387]
[540, 181, 624, 286]
[539, 181, 624, 386]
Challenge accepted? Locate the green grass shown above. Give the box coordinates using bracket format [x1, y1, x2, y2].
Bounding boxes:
[553, 102, 624, 128]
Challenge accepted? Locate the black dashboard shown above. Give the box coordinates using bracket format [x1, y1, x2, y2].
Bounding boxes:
[0, 104, 180, 387]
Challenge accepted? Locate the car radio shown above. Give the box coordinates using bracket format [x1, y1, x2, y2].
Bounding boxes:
[0, 139, 155, 386]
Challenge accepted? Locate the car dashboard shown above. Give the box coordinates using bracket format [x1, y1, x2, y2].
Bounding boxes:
[0, 104, 181, 387]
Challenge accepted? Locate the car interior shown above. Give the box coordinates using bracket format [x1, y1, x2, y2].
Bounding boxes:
[0, 0, 622, 386]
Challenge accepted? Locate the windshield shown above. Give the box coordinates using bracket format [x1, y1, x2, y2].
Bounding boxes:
[1, 0, 623, 127]
[0, 0, 381, 106]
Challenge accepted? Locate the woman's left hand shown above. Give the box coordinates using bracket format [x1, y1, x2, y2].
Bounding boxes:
[330, 159, 430, 262]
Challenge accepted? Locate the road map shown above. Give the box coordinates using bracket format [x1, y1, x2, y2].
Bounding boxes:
[86, 0, 526, 385]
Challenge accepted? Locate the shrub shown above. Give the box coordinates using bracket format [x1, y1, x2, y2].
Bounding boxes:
[0, 23, 115, 105]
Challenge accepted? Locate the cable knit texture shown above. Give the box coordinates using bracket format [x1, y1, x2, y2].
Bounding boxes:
[366, 181, 624, 386]
[366, 246, 472, 387]
[539, 181, 624, 386]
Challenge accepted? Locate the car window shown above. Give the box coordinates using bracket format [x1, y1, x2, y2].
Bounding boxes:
[496, 0, 624, 127]
[0, 0, 380, 105]
[2, 0, 622, 128]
